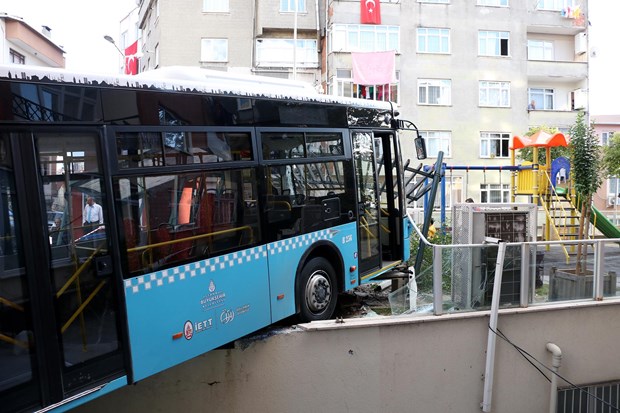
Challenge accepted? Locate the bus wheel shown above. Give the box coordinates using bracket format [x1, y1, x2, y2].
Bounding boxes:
[298, 257, 337, 322]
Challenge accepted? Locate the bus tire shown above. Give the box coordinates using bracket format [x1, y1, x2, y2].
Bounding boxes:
[298, 257, 337, 322]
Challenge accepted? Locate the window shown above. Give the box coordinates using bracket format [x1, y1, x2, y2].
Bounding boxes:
[432, 175, 462, 210]
[116, 131, 253, 168]
[537, 0, 570, 11]
[479, 31, 509, 56]
[418, 0, 450, 3]
[330, 24, 400, 53]
[418, 79, 451, 105]
[330, 69, 400, 104]
[419, 131, 451, 158]
[479, 81, 510, 107]
[256, 39, 318, 68]
[117, 169, 260, 275]
[477, 0, 508, 6]
[558, 380, 620, 412]
[203, 0, 229, 12]
[262, 132, 343, 160]
[609, 177, 620, 196]
[10, 49, 25, 65]
[417, 28, 450, 54]
[280, 0, 305, 12]
[480, 132, 510, 158]
[601, 131, 614, 146]
[201, 38, 228, 62]
[528, 88, 554, 110]
[480, 184, 510, 203]
[527, 40, 553, 60]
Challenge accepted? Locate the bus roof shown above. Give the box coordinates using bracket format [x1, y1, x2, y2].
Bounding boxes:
[0, 64, 394, 111]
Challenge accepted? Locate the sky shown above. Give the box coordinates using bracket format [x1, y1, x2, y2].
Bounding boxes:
[3, 1, 619, 115]
[4, 0, 136, 74]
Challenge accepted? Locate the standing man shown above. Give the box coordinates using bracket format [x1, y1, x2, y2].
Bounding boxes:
[83, 196, 103, 231]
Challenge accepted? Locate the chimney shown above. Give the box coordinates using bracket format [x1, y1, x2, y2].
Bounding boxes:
[41, 25, 52, 38]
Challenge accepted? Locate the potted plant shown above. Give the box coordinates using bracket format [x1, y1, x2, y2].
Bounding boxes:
[549, 112, 613, 299]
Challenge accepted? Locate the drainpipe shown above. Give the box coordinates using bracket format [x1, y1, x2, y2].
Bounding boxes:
[481, 239, 507, 412]
[546, 343, 562, 413]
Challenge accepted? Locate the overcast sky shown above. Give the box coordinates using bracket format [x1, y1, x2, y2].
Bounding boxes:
[4, 0, 136, 74]
[4, 1, 618, 115]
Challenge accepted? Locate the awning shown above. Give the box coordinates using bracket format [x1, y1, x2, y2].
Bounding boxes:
[511, 130, 568, 149]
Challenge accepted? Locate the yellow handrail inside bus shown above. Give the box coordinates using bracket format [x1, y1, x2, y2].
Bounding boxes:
[0, 296, 24, 312]
[0, 332, 29, 349]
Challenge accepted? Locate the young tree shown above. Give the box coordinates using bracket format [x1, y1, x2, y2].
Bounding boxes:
[602, 132, 620, 178]
[569, 111, 603, 274]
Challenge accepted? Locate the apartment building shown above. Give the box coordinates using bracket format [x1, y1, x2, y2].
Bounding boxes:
[138, 0, 322, 88]
[135, 0, 588, 207]
[0, 13, 65, 68]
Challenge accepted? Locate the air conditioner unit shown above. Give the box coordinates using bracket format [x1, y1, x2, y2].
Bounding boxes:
[607, 196, 617, 207]
[575, 32, 587, 55]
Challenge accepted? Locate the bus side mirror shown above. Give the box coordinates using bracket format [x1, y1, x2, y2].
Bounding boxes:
[415, 136, 427, 160]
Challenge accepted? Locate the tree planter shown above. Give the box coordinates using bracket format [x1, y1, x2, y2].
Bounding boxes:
[549, 267, 617, 300]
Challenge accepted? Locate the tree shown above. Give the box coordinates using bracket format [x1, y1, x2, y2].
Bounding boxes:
[569, 111, 603, 274]
[602, 132, 620, 178]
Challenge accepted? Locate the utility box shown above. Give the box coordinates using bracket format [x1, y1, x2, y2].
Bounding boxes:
[451, 203, 538, 309]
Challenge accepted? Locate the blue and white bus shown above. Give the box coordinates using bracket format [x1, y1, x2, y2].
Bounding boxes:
[0, 65, 415, 412]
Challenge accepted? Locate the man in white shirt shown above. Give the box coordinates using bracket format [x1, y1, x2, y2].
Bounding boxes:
[83, 196, 103, 229]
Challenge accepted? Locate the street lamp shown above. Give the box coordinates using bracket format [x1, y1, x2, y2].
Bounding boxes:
[104, 35, 125, 73]
[104, 35, 124, 57]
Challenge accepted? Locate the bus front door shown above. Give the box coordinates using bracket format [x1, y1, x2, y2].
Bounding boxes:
[352, 131, 382, 274]
[0, 131, 126, 413]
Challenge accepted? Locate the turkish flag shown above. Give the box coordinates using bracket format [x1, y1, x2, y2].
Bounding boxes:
[361, 0, 381, 24]
[124, 41, 139, 75]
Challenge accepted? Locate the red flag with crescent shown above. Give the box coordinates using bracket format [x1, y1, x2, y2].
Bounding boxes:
[124, 41, 139, 75]
[361, 0, 381, 24]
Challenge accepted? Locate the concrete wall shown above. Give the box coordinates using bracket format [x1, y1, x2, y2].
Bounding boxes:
[72, 301, 620, 413]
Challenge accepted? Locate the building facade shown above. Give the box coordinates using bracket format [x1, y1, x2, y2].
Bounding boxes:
[138, 0, 322, 88]
[135, 0, 589, 209]
[0, 13, 65, 68]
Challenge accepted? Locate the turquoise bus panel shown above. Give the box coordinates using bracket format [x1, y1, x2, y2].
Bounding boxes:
[124, 246, 271, 381]
[267, 223, 359, 322]
[403, 216, 413, 262]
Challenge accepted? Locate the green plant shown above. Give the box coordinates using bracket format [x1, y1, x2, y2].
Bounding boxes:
[569, 111, 603, 274]
[602, 132, 620, 178]
[409, 225, 452, 293]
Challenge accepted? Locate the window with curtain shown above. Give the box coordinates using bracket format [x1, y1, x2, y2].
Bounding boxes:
[418, 79, 451, 105]
[479, 31, 509, 56]
[479, 81, 510, 107]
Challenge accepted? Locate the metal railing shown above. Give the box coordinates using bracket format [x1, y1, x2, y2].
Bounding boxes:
[407, 214, 620, 317]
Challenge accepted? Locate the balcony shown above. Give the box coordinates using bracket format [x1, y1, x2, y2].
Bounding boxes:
[527, 60, 587, 83]
[526, 3, 587, 35]
[528, 109, 579, 129]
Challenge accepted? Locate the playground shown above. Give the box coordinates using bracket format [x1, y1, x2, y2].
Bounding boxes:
[408, 130, 620, 256]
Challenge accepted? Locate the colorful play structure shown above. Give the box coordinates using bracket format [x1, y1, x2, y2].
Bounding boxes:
[510, 130, 620, 247]
[412, 130, 620, 262]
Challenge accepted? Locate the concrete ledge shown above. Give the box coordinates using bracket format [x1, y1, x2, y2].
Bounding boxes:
[298, 298, 620, 331]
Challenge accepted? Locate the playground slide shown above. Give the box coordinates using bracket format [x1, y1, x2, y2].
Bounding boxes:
[591, 205, 620, 239]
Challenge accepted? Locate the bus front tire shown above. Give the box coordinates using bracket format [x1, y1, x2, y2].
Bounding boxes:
[298, 257, 337, 322]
